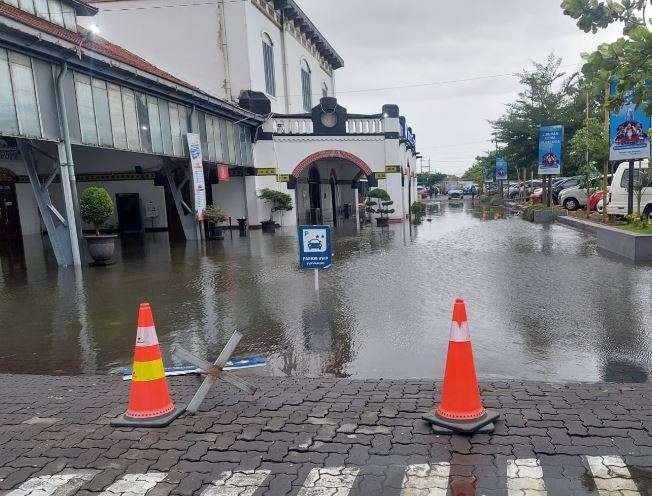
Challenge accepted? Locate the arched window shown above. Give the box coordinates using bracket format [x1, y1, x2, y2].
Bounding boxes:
[322, 82, 328, 98]
[262, 33, 275, 96]
[300, 59, 312, 112]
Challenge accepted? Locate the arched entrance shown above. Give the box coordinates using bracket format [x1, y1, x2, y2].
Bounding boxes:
[292, 150, 373, 226]
[0, 168, 21, 242]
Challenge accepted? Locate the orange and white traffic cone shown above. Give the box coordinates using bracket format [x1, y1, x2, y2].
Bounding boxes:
[423, 297, 499, 434]
[111, 303, 182, 427]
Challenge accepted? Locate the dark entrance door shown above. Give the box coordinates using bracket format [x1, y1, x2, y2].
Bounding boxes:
[330, 175, 338, 227]
[116, 193, 143, 234]
[164, 183, 185, 241]
[308, 167, 322, 224]
[0, 182, 22, 242]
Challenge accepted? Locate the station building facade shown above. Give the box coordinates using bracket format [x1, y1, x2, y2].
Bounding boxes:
[0, 0, 418, 268]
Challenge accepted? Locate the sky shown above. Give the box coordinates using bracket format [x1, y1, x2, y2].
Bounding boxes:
[299, 0, 621, 176]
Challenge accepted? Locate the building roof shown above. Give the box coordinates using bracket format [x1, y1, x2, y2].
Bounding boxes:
[0, 2, 191, 88]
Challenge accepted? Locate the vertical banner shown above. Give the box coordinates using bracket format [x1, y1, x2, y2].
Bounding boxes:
[484, 164, 494, 183]
[609, 81, 651, 161]
[186, 133, 206, 217]
[217, 164, 230, 182]
[538, 125, 563, 175]
[495, 157, 508, 181]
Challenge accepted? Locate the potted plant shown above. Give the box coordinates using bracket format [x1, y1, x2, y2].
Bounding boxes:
[80, 186, 116, 265]
[366, 188, 394, 227]
[204, 205, 228, 240]
[258, 188, 293, 233]
[410, 201, 426, 224]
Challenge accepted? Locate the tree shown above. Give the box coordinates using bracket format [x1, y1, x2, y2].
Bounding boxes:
[416, 172, 447, 188]
[490, 54, 593, 177]
[463, 151, 498, 184]
[80, 187, 113, 235]
[258, 188, 293, 223]
[632, 167, 652, 216]
[561, 0, 652, 115]
[568, 116, 610, 216]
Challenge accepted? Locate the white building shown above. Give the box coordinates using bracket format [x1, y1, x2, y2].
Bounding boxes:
[81, 0, 342, 114]
[0, 0, 419, 268]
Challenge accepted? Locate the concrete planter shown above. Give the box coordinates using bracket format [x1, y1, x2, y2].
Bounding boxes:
[84, 234, 117, 266]
[597, 226, 652, 262]
[532, 210, 566, 223]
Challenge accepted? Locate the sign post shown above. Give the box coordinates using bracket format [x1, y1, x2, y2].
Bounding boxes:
[298, 225, 332, 293]
[608, 82, 651, 215]
[495, 157, 508, 199]
[186, 133, 206, 238]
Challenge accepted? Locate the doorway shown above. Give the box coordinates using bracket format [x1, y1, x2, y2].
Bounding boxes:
[308, 167, 321, 224]
[329, 173, 338, 227]
[0, 181, 22, 242]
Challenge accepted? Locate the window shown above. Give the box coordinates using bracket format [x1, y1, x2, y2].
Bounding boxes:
[158, 100, 173, 155]
[205, 115, 215, 161]
[621, 168, 652, 188]
[47, 0, 64, 26]
[135, 92, 151, 152]
[74, 74, 97, 144]
[262, 33, 275, 96]
[301, 59, 311, 112]
[168, 103, 182, 156]
[92, 79, 113, 147]
[121, 88, 140, 151]
[322, 82, 329, 98]
[0, 49, 19, 135]
[18, 0, 35, 14]
[147, 96, 163, 154]
[107, 83, 127, 149]
[61, 2, 76, 31]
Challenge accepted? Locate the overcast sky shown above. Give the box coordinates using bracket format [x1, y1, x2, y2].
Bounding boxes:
[299, 0, 620, 176]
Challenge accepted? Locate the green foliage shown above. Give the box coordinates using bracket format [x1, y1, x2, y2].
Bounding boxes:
[410, 201, 426, 224]
[258, 188, 293, 221]
[561, 0, 651, 115]
[625, 213, 650, 228]
[416, 172, 447, 187]
[204, 205, 228, 223]
[79, 187, 113, 232]
[632, 168, 652, 214]
[366, 189, 394, 217]
[489, 54, 591, 177]
[568, 117, 610, 165]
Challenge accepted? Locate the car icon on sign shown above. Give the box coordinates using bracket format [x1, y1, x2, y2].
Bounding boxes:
[307, 238, 322, 250]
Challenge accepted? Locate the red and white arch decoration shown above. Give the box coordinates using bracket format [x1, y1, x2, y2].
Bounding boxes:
[291, 150, 373, 178]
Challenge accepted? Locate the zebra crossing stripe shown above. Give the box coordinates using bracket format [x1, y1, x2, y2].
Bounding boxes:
[200, 470, 271, 496]
[5, 470, 98, 496]
[400, 463, 450, 495]
[297, 466, 360, 496]
[506, 459, 547, 495]
[98, 472, 168, 495]
[585, 455, 641, 495]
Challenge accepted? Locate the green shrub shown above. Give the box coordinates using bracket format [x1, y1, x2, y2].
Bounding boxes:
[521, 202, 564, 222]
[80, 187, 113, 234]
[625, 213, 649, 229]
[410, 201, 426, 224]
[204, 205, 228, 223]
[366, 189, 394, 217]
[258, 188, 293, 222]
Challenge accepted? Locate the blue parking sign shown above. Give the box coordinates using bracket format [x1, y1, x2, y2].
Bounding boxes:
[298, 225, 332, 270]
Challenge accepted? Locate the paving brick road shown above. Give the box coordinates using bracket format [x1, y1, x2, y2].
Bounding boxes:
[0, 374, 650, 495]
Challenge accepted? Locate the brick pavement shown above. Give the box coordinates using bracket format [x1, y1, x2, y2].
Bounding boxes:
[0, 374, 650, 495]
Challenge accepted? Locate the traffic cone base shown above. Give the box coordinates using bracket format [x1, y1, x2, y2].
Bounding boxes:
[423, 409, 499, 434]
[111, 406, 183, 428]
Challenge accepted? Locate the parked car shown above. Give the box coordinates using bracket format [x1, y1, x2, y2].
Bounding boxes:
[508, 180, 542, 198]
[606, 161, 651, 217]
[587, 190, 604, 212]
[552, 176, 581, 204]
[559, 176, 611, 211]
[448, 189, 464, 201]
[596, 197, 604, 214]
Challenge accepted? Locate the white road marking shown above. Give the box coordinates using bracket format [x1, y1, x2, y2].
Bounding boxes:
[5, 470, 97, 496]
[586, 455, 641, 495]
[98, 472, 167, 495]
[297, 467, 360, 496]
[507, 459, 547, 496]
[201, 470, 271, 496]
[400, 462, 450, 495]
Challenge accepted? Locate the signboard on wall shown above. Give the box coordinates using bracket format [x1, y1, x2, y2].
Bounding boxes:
[538, 125, 563, 175]
[609, 81, 651, 161]
[187, 133, 206, 216]
[217, 165, 230, 182]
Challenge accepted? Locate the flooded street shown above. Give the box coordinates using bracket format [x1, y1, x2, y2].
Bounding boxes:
[0, 201, 650, 382]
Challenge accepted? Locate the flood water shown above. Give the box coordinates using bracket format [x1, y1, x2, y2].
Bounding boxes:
[0, 201, 650, 382]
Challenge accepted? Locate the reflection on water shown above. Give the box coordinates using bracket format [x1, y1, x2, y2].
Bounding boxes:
[0, 201, 650, 382]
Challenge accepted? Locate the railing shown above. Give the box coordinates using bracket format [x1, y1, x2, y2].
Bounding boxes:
[271, 117, 383, 135]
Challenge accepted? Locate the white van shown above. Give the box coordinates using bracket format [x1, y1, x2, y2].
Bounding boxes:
[607, 160, 651, 217]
